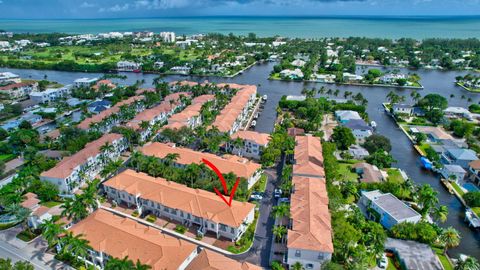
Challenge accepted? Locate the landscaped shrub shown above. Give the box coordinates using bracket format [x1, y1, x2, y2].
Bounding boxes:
[174, 224, 187, 234]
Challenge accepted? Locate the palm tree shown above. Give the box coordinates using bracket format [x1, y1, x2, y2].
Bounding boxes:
[69, 234, 90, 267]
[271, 203, 290, 225]
[417, 184, 439, 219]
[105, 256, 135, 270]
[440, 227, 461, 255]
[272, 225, 287, 243]
[433, 205, 449, 223]
[455, 256, 480, 270]
[134, 260, 152, 270]
[40, 219, 65, 248]
[292, 262, 304, 270]
[139, 121, 150, 130]
[164, 153, 180, 166]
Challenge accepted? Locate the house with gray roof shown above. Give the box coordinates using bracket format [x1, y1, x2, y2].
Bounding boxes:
[441, 148, 478, 169]
[335, 110, 361, 123]
[392, 104, 414, 115]
[343, 119, 373, 142]
[440, 164, 467, 183]
[385, 238, 443, 270]
[359, 190, 421, 229]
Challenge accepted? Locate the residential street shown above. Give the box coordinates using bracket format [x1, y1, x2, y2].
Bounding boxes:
[0, 225, 72, 270]
[232, 155, 285, 267]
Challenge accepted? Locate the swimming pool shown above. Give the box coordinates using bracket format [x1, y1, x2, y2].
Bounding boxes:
[462, 183, 480, 192]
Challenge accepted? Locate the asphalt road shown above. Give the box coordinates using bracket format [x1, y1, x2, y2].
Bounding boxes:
[232, 155, 285, 268]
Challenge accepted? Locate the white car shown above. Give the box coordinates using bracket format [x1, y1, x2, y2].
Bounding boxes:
[378, 254, 388, 269]
[274, 188, 282, 198]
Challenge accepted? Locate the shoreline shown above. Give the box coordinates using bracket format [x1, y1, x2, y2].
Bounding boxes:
[456, 82, 480, 93]
[269, 76, 424, 89]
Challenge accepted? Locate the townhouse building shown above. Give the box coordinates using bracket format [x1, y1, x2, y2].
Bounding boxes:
[359, 190, 422, 230]
[162, 94, 215, 130]
[103, 169, 256, 241]
[66, 209, 198, 270]
[77, 96, 145, 132]
[40, 133, 126, 195]
[210, 84, 257, 135]
[186, 249, 261, 270]
[287, 136, 333, 270]
[0, 81, 38, 100]
[125, 92, 190, 141]
[74, 77, 98, 88]
[141, 142, 262, 189]
[29, 85, 72, 104]
[228, 130, 271, 160]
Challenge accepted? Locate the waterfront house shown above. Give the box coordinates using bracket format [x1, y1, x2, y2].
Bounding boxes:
[440, 164, 467, 183]
[1, 112, 43, 131]
[342, 72, 363, 82]
[141, 142, 262, 189]
[468, 160, 480, 187]
[117, 61, 142, 72]
[353, 163, 384, 183]
[87, 100, 112, 114]
[359, 190, 421, 229]
[444, 106, 472, 120]
[342, 119, 373, 142]
[385, 238, 443, 270]
[103, 170, 255, 241]
[40, 133, 126, 195]
[335, 110, 362, 124]
[0, 72, 21, 84]
[313, 74, 336, 83]
[348, 145, 370, 160]
[441, 148, 478, 169]
[392, 104, 414, 116]
[29, 85, 72, 104]
[73, 77, 98, 88]
[65, 209, 198, 270]
[0, 81, 38, 101]
[280, 69, 304, 80]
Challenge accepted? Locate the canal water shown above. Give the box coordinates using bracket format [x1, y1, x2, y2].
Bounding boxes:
[2, 63, 479, 259]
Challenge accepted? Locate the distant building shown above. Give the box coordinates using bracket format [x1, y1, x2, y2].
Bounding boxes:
[353, 162, 384, 183]
[170, 66, 191, 75]
[385, 238, 443, 270]
[392, 104, 414, 115]
[117, 61, 142, 72]
[359, 190, 421, 229]
[0, 81, 38, 100]
[0, 72, 21, 84]
[280, 69, 304, 79]
[74, 77, 98, 88]
[343, 72, 363, 82]
[348, 145, 370, 160]
[160, 31, 176, 43]
[441, 148, 478, 169]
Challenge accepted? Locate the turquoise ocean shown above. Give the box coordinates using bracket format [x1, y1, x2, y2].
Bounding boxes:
[1, 16, 480, 39]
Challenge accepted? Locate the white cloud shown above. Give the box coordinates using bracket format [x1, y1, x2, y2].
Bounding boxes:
[99, 3, 130, 12]
[134, 0, 196, 9]
[80, 2, 96, 8]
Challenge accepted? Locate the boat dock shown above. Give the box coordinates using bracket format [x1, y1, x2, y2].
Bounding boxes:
[465, 209, 480, 229]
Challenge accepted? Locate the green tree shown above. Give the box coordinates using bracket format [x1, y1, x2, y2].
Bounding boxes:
[417, 184, 439, 219]
[0, 259, 34, 270]
[271, 203, 290, 225]
[40, 219, 65, 248]
[365, 150, 396, 169]
[418, 94, 448, 124]
[332, 126, 355, 150]
[463, 191, 480, 207]
[272, 225, 287, 243]
[292, 262, 304, 270]
[440, 227, 461, 255]
[455, 256, 480, 270]
[433, 205, 449, 223]
[362, 134, 392, 153]
[105, 256, 135, 270]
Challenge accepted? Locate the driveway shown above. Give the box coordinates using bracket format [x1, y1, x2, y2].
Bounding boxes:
[232, 155, 285, 267]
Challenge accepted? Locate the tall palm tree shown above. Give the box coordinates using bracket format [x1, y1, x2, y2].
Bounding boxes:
[271, 203, 290, 225]
[139, 121, 150, 130]
[134, 260, 152, 270]
[40, 219, 65, 248]
[272, 225, 287, 243]
[69, 234, 91, 267]
[417, 184, 439, 219]
[164, 153, 180, 166]
[455, 256, 480, 270]
[440, 227, 461, 255]
[433, 205, 449, 223]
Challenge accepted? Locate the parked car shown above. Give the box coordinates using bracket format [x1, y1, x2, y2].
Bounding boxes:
[378, 254, 388, 269]
[274, 188, 282, 198]
[278, 198, 290, 204]
[249, 191, 264, 201]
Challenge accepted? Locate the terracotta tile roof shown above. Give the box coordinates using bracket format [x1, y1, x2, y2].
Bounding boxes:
[231, 131, 271, 146]
[40, 133, 123, 180]
[210, 85, 256, 133]
[140, 142, 261, 180]
[21, 192, 40, 210]
[164, 94, 215, 130]
[186, 249, 261, 270]
[125, 92, 189, 130]
[0, 82, 35, 90]
[287, 176, 333, 253]
[41, 129, 60, 140]
[68, 209, 197, 270]
[287, 128, 305, 137]
[78, 96, 144, 130]
[469, 160, 480, 170]
[293, 136, 325, 178]
[92, 80, 116, 90]
[169, 81, 199, 87]
[104, 169, 255, 227]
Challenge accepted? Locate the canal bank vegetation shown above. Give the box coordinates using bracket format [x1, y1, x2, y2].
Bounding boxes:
[456, 74, 480, 93]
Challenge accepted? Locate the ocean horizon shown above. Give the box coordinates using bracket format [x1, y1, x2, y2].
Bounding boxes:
[1, 16, 480, 39]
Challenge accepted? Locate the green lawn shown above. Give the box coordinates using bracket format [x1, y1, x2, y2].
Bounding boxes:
[472, 207, 480, 216]
[387, 257, 398, 270]
[337, 163, 358, 182]
[40, 201, 62, 208]
[0, 154, 16, 162]
[417, 143, 432, 156]
[433, 248, 454, 270]
[16, 230, 39, 242]
[387, 169, 405, 183]
[451, 182, 465, 196]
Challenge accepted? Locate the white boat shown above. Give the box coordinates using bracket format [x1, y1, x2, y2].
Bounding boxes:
[370, 121, 377, 129]
[262, 95, 267, 102]
[250, 120, 257, 128]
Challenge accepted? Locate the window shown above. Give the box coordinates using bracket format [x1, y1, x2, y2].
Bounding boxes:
[295, 250, 301, 257]
[306, 264, 313, 269]
[231, 228, 234, 234]
[318, 253, 324, 260]
[219, 224, 227, 232]
[211, 223, 214, 229]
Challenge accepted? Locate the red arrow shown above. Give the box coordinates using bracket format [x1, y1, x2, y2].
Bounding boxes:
[202, 158, 240, 207]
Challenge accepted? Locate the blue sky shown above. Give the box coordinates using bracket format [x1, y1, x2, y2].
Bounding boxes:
[0, 0, 479, 18]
